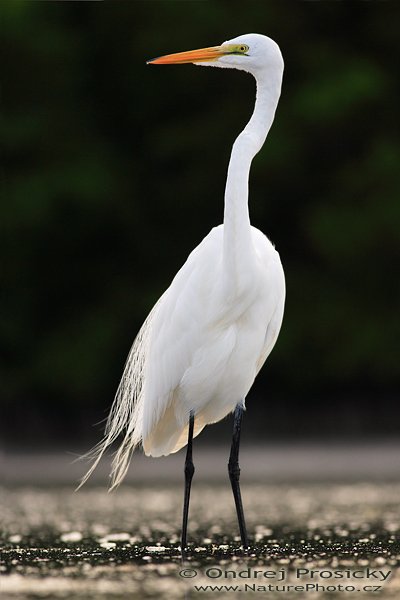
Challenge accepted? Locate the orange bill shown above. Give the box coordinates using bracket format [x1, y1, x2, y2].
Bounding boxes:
[147, 46, 226, 65]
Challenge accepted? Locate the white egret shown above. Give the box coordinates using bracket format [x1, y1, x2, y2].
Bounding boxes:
[81, 33, 285, 549]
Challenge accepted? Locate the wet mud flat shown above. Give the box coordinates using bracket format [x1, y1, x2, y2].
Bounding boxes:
[1, 481, 400, 599]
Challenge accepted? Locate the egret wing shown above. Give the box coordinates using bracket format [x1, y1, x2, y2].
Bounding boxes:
[142, 226, 223, 445]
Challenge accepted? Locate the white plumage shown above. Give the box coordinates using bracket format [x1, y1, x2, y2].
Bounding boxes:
[80, 33, 285, 490]
[143, 224, 284, 458]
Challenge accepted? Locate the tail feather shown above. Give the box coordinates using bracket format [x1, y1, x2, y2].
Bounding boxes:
[77, 301, 158, 490]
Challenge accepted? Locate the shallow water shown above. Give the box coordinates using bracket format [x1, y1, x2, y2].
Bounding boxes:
[1, 481, 400, 599]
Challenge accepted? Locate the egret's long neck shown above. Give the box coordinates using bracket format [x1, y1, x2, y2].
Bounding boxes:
[222, 69, 282, 297]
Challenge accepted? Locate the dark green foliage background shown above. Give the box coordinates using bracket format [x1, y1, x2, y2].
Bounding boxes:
[2, 1, 399, 446]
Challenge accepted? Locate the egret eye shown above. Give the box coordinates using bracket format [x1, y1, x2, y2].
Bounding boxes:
[224, 43, 249, 56]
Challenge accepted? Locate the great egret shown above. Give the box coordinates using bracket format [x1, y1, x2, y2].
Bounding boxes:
[81, 33, 285, 549]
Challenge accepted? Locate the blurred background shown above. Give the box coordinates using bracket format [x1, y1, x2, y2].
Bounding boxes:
[2, 0, 399, 452]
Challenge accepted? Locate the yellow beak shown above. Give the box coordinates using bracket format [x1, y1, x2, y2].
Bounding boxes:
[147, 45, 226, 65]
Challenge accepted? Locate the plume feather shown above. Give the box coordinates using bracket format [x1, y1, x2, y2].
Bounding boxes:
[77, 301, 159, 490]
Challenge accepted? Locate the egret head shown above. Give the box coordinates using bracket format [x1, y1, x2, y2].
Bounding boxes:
[147, 33, 283, 78]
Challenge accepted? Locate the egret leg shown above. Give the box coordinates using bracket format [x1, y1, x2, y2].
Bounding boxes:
[181, 411, 195, 551]
[228, 403, 249, 548]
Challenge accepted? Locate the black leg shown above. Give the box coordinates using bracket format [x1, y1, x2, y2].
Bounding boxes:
[181, 411, 195, 552]
[228, 403, 249, 548]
